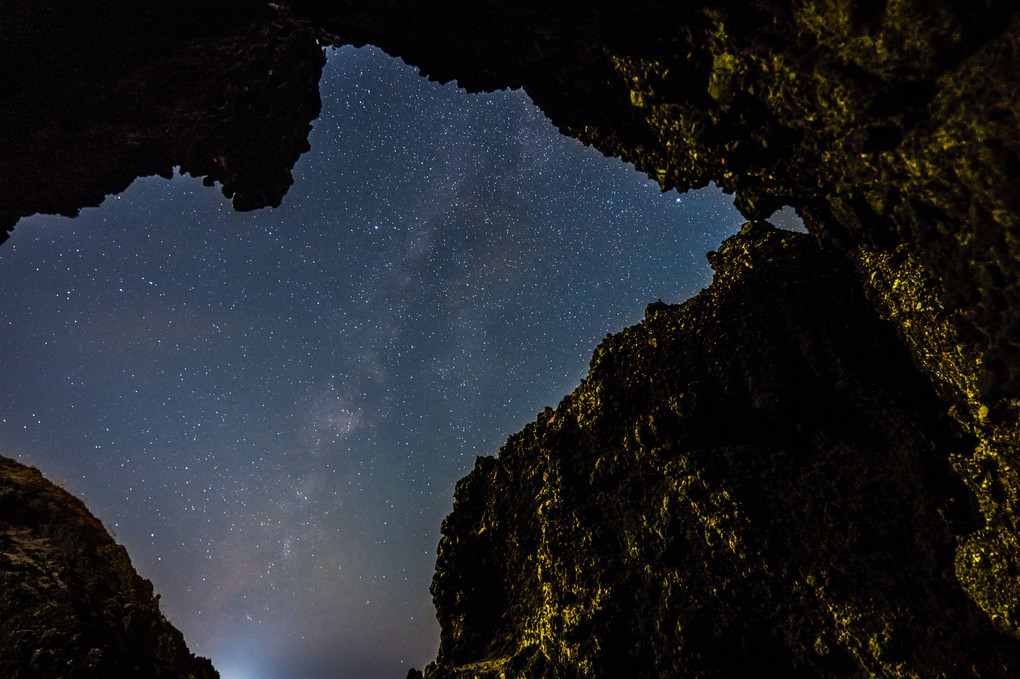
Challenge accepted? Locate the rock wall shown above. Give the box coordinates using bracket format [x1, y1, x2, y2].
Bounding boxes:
[0, 1, 324, 230]
[0, 455, 217, 678]
[421, 223, 1019, 678]
[291, 0, 1020, 394]
[1, 2, 1018, 677]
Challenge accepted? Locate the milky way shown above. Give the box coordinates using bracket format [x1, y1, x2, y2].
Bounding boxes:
[0, 46, 793, 679]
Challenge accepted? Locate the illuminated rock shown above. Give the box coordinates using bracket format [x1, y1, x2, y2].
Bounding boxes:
[424, 223, 1019, 678]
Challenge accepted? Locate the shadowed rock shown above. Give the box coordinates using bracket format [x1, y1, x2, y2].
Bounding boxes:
[0, 454, 217, 678]
[424, 224, 1018, 678]
[0, 2, 1018, 677]
[0, 1, 324, 234]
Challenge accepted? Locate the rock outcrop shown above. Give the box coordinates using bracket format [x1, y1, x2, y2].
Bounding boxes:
[1, 2, 1018, 677]
[289, 0, 1020, 395]
[422, 223, 1019, 678]
[0, 1, 324, 231]
[0, 455, 218, 679]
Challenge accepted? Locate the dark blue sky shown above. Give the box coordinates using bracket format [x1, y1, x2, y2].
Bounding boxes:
[0, 46, 799, 679]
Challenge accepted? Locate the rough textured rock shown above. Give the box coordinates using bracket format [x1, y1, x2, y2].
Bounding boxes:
[0, 454, 218, 679]
[1, 2, 1018, 677]
[424, 223, 1019, 678]
[290, 0, 1020, 395]
[0, 1, 324, 231]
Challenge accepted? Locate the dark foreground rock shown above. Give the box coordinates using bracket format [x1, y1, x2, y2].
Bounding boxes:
[1, 2, 1018, 677]
[0, 1, 324, 231]
[423, 223, 1019, 679]
[0, 454, 217, 679]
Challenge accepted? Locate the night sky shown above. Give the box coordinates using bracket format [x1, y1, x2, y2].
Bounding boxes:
[0, 47, 800, 679]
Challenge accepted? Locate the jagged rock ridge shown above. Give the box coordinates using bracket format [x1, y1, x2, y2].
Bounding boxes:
[0, 454, 218, 679]
[288, 0, 1020, 398]
[422, 224, 1019, 678]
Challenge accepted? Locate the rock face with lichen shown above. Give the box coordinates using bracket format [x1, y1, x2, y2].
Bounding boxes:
[291, 0, 1020, 391]
[421, 223, 1019, 679]
[0, 455, 218, 679]
[1, 1, 1018, 677]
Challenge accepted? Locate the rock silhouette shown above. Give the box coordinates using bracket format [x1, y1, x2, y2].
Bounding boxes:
[423, 223, 1019, 678]
[1, 1, 1017, 677]
[0, 455, 217, 678]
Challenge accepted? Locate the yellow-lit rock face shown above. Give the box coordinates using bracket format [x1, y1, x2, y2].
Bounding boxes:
[425, 224, 1020, 679]
[414, 0, 1020, 656]
[855, 244, 1020, 636]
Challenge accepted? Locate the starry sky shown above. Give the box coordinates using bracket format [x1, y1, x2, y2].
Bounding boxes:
[0, 46, 801, 679]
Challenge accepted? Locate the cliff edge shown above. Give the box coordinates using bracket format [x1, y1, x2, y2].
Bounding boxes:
[0, 455, 218, 678]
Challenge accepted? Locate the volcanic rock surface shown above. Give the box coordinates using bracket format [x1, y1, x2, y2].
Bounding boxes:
[422, 223, 1019, 678]
[1, 1, 1018, 678]
[0, 455, 217, 678]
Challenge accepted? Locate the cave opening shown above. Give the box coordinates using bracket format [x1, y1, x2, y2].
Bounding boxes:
[0, 45, 747, 679]
[767, 205, 807, 233]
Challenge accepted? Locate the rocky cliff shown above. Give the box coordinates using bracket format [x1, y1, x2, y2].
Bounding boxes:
[0, 455, 217, 678]
[422, 222, 1019, 678]
[1, 1, 1018, 678]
